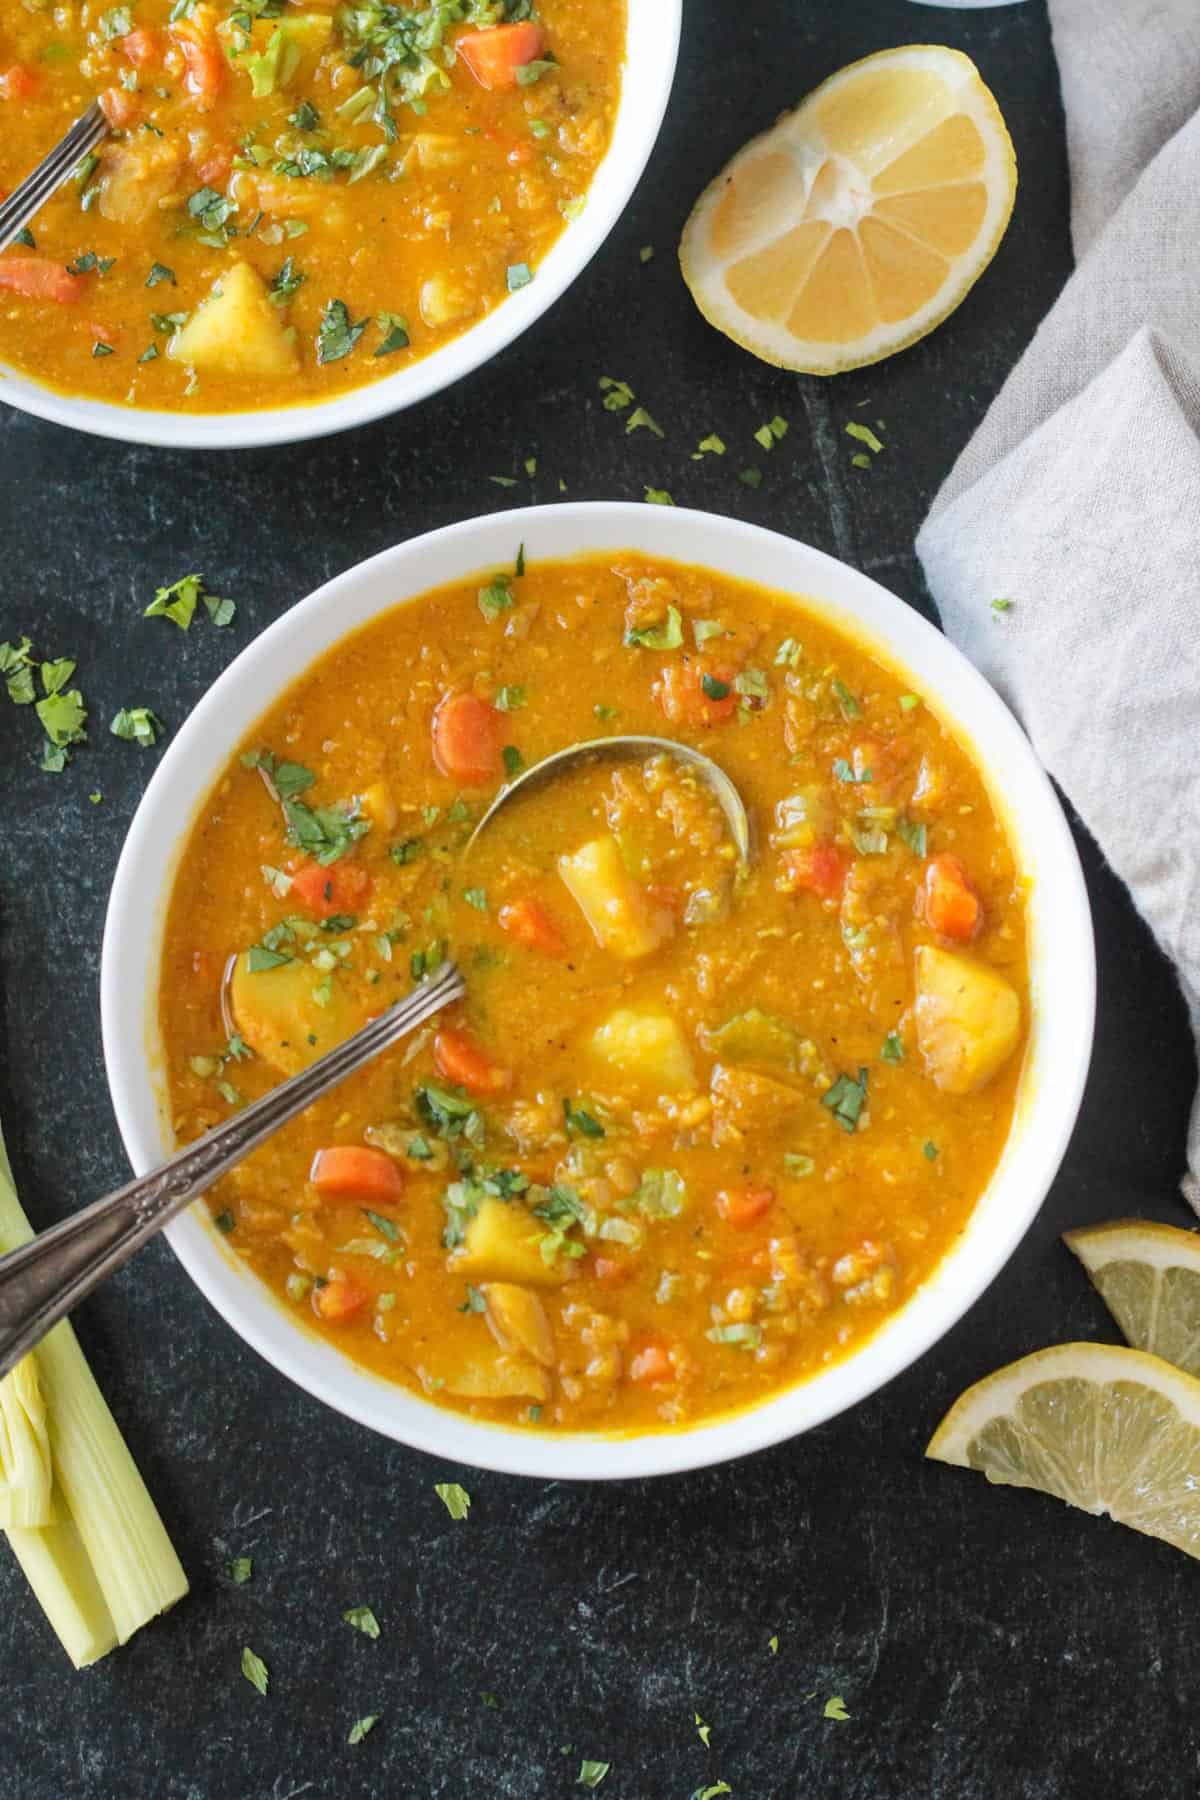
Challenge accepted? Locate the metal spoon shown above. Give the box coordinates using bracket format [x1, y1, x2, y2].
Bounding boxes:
[0, 961, 464, 1384]
[0, 101, 109, 256]
[467, 736, 753, 864]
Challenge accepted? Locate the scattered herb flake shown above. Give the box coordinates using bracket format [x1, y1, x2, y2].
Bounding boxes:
[241, 1646, 269, 1695]
[317, 297, 367, 363]
[348, 1714, 380, 1745]
[434, 1481, 471, 1521]
[643, 486, 675, 506]
[824, 1696, 851, 1721]
[880, 1032, 904, 1065]
[577, 1762, 610, 1790]
[343, 1606, 381, 1640]
[228, 1556, 253, 1585]
[845, 421, 884, 454]
[822, 1068, 868, 1134]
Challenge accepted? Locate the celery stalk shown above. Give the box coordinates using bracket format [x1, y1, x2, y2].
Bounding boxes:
[0, 1353, 54, 1528]
[0, 1120, 188, 1665]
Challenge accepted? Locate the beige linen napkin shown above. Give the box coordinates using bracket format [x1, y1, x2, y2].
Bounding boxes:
[917, 0, 1200, 1209]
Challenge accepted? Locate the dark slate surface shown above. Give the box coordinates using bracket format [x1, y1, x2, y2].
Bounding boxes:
[1, 3, 1196, 1796]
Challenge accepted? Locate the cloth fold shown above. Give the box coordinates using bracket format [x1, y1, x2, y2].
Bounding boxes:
[918, 0, 1200, 1208]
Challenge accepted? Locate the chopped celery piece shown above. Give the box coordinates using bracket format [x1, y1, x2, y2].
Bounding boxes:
[0, 1353, 52, 1529]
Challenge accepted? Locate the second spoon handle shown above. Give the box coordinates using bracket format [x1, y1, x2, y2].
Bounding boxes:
[0, 962, 464, 1382]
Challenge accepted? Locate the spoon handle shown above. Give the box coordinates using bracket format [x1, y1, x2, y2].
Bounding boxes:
[0, 963, 464, 1382]
[0, 101, 109, 255]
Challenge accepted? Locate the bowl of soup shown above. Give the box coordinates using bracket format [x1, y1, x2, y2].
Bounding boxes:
[0, 0, 677, 448]
[101, 502, 1094, 1477]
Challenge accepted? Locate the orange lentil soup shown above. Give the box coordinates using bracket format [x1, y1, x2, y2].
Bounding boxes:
[0, 0, 622, 411]
[159, 553, 1029, 1434]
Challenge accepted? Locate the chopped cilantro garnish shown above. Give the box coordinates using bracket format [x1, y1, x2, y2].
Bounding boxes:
[463, 886, 488, 912]
[317, 298, 367, 363]
[240, 1646, 269, 1695]
[625, 604, 682, 650]
[594, 703, 619, 722]
[562, 1099, 605, 1139]
[213, 1207, 235, 1231]
[68, 250, 116, 276]
[343, 1605, 380, 1639]
[145, 261, 175, 288]
[701, 673, 730, 701]
[626, 405, 663, 438]
[832, 758, 870, 784]
[375, 310, 409, 355]
[774, 636, 802, 668]
[434, 1482, 471, 1521]
[478, 572, 514, 622]
[822, 1069, 868, 1133]
[92, 342, 114, 358]
[880, 1032, 904, 1064]
[348, 1715, 380, 1745]
[228, 1556, 252, 1584]
[494, 685, 525, 712]
[14, 227, 35, 249]
[186, 186, 237, 242]
[845, 421, 884, 455]
[289, 98, 320, 131]
[269, 256, 305, 306]
[737, 466, 762, 489]
[923, 1140, 939, 1161]
[897, 816, 927, 856]
[598, 376, 634, 412]
[284, 797, 370, 864]
[643, 486, 675, 505]
[824, 1696, 851, 1721]
[707, 1322, 763, 1348]
[694, 433, 725, 457]
[639, 244, 654, 262]
[753, 415, 788, 450]
[782, 1152, 814, 1179]
[899, 693, 921, 712]
[695, 1714, 712, 1748]
[110, 706, 163, 748]
[831, 678, 861, 720]
[991, 597, 1013, 613]
[577, 1762, 610, 1790]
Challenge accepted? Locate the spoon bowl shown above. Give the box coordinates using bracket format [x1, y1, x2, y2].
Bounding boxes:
[467, 735, 754, 864]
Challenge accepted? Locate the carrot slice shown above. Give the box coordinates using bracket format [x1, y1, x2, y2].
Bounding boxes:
[433, 1027, 512, 1097]
[0, 66, 38, 101]
[456, 22, 546, 91]
[122, 28, 161, 69]
[717, 1184, 775, 1228]
[654, 660, 738, 727]
[99, 85, 139, 128]
[289, 859, 372, 920]
[310, 1146, 405, 1206]
[779, 842, 848, 901]
[0, 257, 85, 304]
[313, 1278, 368, 1324]
[921, 853, 982, 941]
[432, 691, 502, 785]
[173, 23, 224, 102]
[498, 897, 568, 957]
[629, 1340, 675, 1384]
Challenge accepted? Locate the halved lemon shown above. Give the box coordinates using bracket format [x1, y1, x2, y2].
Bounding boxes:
[679, 45, 1017, 375]
[1065, 1219, 1200, 1376]
[927, 1342, 1200, 1559]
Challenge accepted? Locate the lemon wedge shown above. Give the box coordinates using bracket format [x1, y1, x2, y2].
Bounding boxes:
[927, 1342, 1200, 1559]
[1065, 1219, 1200, 1377]
[680, 44, 1017, 374]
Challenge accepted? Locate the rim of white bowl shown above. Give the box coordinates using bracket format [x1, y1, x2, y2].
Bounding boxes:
[0, 0, 680, 451]
[101, 502, 1095, 1480]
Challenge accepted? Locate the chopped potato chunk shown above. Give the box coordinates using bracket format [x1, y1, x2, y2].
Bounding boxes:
[416, 1344, 549, 1402]
[483, 1283, 555, 1366]
[590, 1008, 697, 1093]
[169, 262, 299, 378]
[558, 836, 673, 960]
[914, 945, 1021, 1095]
[454, 1198, 569, 1288]
[227, 952, 362, 1075]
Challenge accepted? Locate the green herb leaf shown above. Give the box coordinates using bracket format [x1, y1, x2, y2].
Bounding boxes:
[832, 758, 871, 784]
[845, 421, 883, 455]
[348, 1714, 380, 1745]
[269, 255, 305, 306]
[824, 1696, 851, 1721]
[923, 1140, 939, 1161]
[463, 886, 488, 912]
[831, 678, 861, 720]
[562, 1099, 605, 1139]
[228, 1556, 253, 1584]
[695, 1713, 712, 1748]
[343, 1605, 380, 1639]
[880, 1032, 904, 1065]
[434, 1482, 471, 1521]
[146, 572, 202, 629]
[289, 98, 320, 130]
[145, 261, 175, 289]
[478, 572, 514, 622]
[896, 816, 927, 857]
[37, 688, 87, 748]
[284, 797, 370, 865]
[317, 297, 367, 363]
[822, 1069, 868, 1134]
[991, 596, 1013, 614]
[643, 486, 675, 506]
[241, 1646, 269, 1695]
[110, 706, 163, 748]
[701, 673, 730, 701]
[577, 1762, 610, 1790]
[494, 685, 525, 712]
[625, 604, 682, 650]
[782, 1152, 814, 1179]
[502, 744, 524, 777]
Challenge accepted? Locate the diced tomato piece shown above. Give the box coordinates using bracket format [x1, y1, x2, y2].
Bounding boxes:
[0, 257, 85, 304]
[122, 27, 161, 68]
[716, 1184, 775, 1229]
[99, 85, 139, 128]
[432, 691, 503, 785]
[921, 853, 982, 941]
[289, 858, 372, 920]
[629, 1339, 675, 1384]
[0, 66, 38, 102]
[456, 22, 546, 91]
[313, 1277, 368, 1324]
[434, 1027, 512, 1097]
[195, 148, 232, 186]
[654, 660, 738, 728]
[593, 1255, 633, 1287]
[779, 841, 848, 902]
[498, 897, 568, 957]
[173, 24, 224, 102]
[310, 1146, 405, 1207]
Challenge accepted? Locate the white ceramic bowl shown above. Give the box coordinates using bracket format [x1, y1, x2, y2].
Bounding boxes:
[101, 503, 1095, 1479]
[0, 1, 679, 451]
